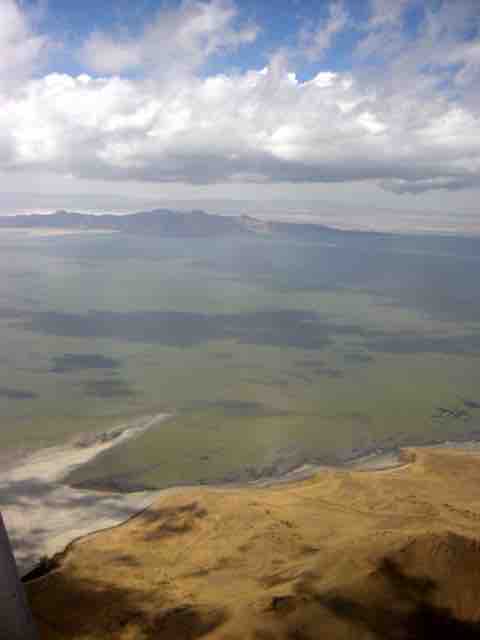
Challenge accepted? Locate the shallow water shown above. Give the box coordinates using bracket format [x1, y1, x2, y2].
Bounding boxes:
[0, 228, 479, 489]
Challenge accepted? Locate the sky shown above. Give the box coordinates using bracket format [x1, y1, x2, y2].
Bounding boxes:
[0, 0, 479, 231]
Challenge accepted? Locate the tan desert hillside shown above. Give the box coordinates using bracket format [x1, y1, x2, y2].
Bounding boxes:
[26, 447, 480, 639]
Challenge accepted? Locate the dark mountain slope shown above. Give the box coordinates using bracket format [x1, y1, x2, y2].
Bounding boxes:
[0, 209, 252, 237]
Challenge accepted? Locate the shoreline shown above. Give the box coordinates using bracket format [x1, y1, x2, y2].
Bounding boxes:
[25, 443, 480, 640]
[66, 426, 480, 494]
[3, 418, 480, 577]
[20, 440, 480, 588]
[0, 413, 170, 576]
[18, 450, 416, 585]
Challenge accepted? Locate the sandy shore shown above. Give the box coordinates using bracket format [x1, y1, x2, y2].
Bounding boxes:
[0, 413, 169, 576]
[3, 413, 480, 579]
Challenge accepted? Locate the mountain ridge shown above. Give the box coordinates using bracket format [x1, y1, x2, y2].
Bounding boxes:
[0, 208, 347, 239]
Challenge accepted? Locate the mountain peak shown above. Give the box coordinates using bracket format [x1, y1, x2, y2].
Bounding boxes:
[0, 208, 341, 239]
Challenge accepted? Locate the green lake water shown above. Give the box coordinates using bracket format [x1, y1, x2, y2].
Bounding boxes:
[0, 228, 479, 489]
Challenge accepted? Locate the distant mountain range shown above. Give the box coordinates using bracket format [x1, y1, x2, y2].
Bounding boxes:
[0, 208, 348, 239]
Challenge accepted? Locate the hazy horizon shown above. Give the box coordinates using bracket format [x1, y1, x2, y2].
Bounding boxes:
[2, 200, 479, 237]
[0, 0, 478, 234]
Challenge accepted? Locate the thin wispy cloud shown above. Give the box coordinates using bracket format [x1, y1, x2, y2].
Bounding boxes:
[80, 0, 258, 77]
[300, 1, 349, 61]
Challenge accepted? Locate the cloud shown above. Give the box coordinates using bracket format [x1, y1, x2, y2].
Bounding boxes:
[1, 63, 479, 193]
[367, 0, 412, 27]
[80, 0, 258, 77]
[0, 0, 48, 90]
[380, 176, 480, 195]
[301, 1, 348, 61]
[356, 0, 480, 104]
[0, 0, 478, 195]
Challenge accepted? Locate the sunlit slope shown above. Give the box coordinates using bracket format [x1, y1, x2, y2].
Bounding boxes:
[28, 447, 480, 639]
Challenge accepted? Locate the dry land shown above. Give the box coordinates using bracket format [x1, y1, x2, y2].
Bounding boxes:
[26, 446, 480, 639]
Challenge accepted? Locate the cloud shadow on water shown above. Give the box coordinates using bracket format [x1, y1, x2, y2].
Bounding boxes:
[50, 353, 122, 374]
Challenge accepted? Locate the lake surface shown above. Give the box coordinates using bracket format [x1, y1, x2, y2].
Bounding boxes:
[1, 227, 480, 489]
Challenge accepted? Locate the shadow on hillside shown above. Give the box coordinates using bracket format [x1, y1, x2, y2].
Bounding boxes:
[311, 557, 480, 639]
[28, 570, 227, 639]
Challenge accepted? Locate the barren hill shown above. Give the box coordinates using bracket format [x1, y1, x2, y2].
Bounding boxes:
[26, 447, 480, 639]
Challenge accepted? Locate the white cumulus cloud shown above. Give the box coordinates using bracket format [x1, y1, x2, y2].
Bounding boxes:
[0, 0, 479, 196]
[1, 61, 479, 194]
[0, 0, 48, 90]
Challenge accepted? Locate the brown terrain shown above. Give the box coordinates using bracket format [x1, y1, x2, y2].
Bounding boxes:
[26, 447, 480, 639]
